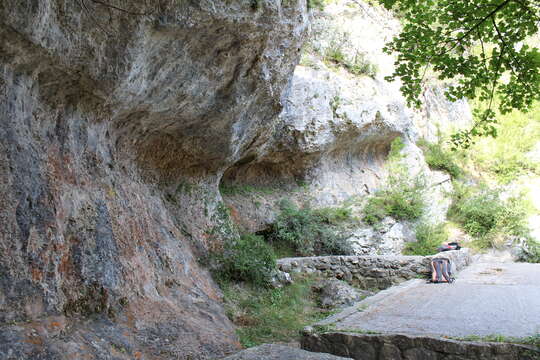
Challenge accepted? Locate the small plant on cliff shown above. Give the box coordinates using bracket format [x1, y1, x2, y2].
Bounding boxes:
[323, 34, 377, 78]
[215, 234, 277, 287]
[363, 174, 426, 225]
[417, 138, 462, 179]
[307, 0, 326, 11]
[267, 200, 353, 257]
[363, 183, 425, 225]
[348, 51, 378, 77]
[363, 137, 426, 225]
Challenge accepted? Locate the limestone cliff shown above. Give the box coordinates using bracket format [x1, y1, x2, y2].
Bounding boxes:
[0, 1, 308, 359]
[221, 1, 471, 253]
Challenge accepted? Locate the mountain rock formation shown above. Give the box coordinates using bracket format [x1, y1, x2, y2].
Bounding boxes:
[0, 0, 308, 358]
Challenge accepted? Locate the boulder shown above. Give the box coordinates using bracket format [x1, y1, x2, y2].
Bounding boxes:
[347, 218, 416, 255]
[314, 279, 372, 309]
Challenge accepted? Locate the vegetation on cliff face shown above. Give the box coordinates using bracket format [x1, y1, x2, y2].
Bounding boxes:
[363, 138, 426, 225]
[266, 200, 354, 257]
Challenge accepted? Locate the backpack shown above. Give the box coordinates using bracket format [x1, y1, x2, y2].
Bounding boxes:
[437, 242, 461, 252]
[429, 258, 454, 283]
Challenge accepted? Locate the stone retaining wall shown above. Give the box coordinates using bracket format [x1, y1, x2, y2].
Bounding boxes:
[277, 249, 471, 290]
[301, 332, 539, 360]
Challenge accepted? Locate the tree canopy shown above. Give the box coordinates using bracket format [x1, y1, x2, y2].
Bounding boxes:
[380, 0, 540, 148]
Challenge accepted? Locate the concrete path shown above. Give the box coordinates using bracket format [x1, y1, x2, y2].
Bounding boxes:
[321, 260, 540, 338]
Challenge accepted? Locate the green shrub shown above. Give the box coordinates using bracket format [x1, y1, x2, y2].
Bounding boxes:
[467, 99, 540, 184]
[450, 189, 503, 237]
[388, 137, 406, 161]
[363, 175, 425, 225]
[363, 137, 426, 225]
[449, 182, 533, 251]
[403, 223, 448, 256]
[417, 138, 462, 178]
[267, 201, 353, 257]
[216, 234, 276, 287]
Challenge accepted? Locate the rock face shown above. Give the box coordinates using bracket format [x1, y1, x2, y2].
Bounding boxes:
[0, 1, 308, 359]
[314, 279, 371, 309]
[346, 217, 416, 256]
[221, 0, 470, 245]
[301, 332, 539, 360]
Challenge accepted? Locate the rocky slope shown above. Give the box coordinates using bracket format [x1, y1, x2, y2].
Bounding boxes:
[0, 0, 308, 359]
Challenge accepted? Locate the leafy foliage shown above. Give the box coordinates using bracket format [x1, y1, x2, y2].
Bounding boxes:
[417, 139, 462, 178]
[450, 187, 504, 237]
[380, 0, 540, 147]
[267, 201, 354, 257]
[403, 223, 449, 256]
[215, 234, 276, 287]
[308, 0, 326, 11]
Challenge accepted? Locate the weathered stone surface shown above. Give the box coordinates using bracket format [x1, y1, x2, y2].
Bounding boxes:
[314, 279, 372, 309]
[0, 0, 308, 358]
[346, 217, 416, 256]
[269, 269, 294, 288]
[277, 249, 472, 290]
[221, 344, 352, 360]
[301, 333, 539, 360]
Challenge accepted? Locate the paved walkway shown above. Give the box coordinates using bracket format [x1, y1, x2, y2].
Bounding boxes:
[321, 260, 540, 338]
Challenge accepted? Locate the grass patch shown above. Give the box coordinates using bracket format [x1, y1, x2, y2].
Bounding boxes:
[266, 200, 354, 257]
[417, 138, 463, 178]
[403, 222, 448, 256]
[221, 277, 331, 348]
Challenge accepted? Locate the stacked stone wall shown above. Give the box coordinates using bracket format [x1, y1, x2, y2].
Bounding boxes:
[277, 249, 471, 289]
